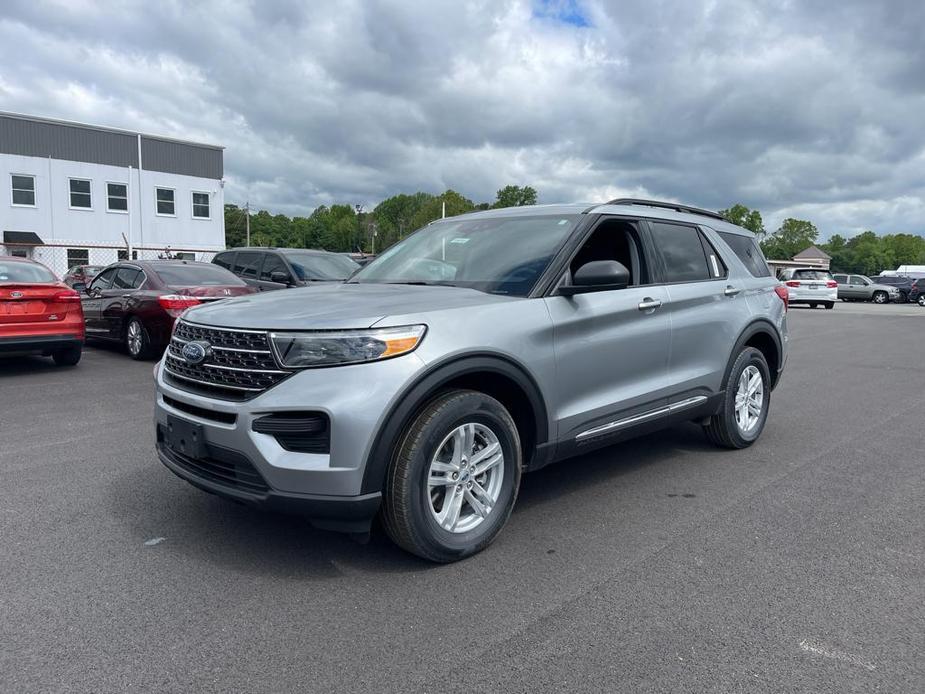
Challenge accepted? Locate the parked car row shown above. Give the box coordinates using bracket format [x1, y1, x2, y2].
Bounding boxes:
[777, 267, 925, 307]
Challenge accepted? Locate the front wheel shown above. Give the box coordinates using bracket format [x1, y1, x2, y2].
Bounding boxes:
[872, 291, 888, 304]
[381, 390, 522, 563]
[703, 347, 771, 449]
[918, 295, 925, 307]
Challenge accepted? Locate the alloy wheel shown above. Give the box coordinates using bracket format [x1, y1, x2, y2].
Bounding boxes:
[734, 365, 764, 433]
[427, 422, 504, 533]
[127, 320, 142, 356]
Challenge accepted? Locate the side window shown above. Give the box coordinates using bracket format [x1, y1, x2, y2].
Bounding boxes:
[213, 252, 235, 270]
[260, 254, 290, 282]
[717, 231, 772, 277]
[90, 268, 117, 291]
[849, 275, 865, 286]
[568, 219, 646, 285]
[112, 268, 142, 290]
[648, 222, 712, 282]
[233, 251, 262, 279]
[700, 234, 727, 279]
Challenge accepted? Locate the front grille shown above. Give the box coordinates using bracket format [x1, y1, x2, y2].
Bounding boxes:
[157, 430, 269, 495]
[164, 320, 291, 400]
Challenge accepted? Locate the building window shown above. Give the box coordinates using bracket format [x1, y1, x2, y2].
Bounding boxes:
[156, 187, 175, 216]
[67, 248, 90, 267]
[107, 183, 128, 212]
[191, 192, 211, 219]
[117, 250, 139, 261]
[175, 252, 196, 261]
[11, 175, 36, 207]
[69, 179, 92, 209]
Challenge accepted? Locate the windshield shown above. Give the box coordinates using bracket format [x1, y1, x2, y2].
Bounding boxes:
[351, 215, 580, 296]
[0, 261, 57, 283]
[153, 264, 245, 287]
[283, 252, 359, 281]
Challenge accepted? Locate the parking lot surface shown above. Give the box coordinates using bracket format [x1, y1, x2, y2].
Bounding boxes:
[2, 307, 923, 693]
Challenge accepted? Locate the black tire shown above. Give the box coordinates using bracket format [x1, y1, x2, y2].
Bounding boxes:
[824, 301, 835, 310]
[125, 317, 153, 360]
[381, 389, 522, 563]
[52, 345, 82, 367]
[809, 302, 818, 308]
[895, 291, 908, 304]
[703, 347, 771, 449]
[918, 295, 925, 307]
[872, 291, 888, 304]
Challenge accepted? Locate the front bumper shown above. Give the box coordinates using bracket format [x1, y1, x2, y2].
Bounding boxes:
[153, 352, 427, 528]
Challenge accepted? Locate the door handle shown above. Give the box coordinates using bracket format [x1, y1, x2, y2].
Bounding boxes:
[121, 294, 132, 298]
[637, 298, 662, 311]
[724, 286, 741, 297]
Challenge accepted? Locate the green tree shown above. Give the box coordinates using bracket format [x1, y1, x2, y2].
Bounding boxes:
[760, 218, 818, 260]
[718, 203, 765, 236]
[492, 185, 538, 208]
[410, 189, 476, 229]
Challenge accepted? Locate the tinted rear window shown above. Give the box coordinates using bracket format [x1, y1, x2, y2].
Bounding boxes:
[153, 264, 245, 287]
[717, 232, 772, 277]
[792, 269, 833, 280]
[648, 222, 712, 282]
[0, 261, 57, 283]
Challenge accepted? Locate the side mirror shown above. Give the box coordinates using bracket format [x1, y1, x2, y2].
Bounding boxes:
[270, 271, 292, 285]
[559, 260, 630, 296]
[72, 282, 87, 293]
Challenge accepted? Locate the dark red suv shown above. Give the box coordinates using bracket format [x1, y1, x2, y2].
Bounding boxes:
[77, 260, 257, 359]
[0, 256, 84, 366]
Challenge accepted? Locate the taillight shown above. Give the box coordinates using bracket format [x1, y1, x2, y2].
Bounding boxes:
[826, 280, 838, 288]
[158, 294, 200, 318]
[52, 289, 81, 303]
[785, 280, 800, 287]
[774, 285, 789, 311]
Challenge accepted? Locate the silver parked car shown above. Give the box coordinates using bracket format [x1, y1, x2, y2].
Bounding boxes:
[779, 267, 838, 309]
[832, 273, 899, 304]
[154, 199, 788, 562]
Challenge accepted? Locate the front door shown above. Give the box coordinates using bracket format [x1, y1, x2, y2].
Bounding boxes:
[101, 267, 143, 338]
[544, 217, 671, 444]
[81, 267, 118, 335]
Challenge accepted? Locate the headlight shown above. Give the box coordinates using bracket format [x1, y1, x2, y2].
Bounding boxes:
[270, 325, 426, 368]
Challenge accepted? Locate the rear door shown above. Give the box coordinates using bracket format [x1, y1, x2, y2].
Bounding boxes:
[81, 267, 117, 335]
[101, 266, 144, 338]
[232, 251, 264, 289]
[646, 221, 734, 399]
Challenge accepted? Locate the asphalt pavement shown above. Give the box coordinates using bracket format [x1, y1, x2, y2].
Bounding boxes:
[1, 305, 923, 693]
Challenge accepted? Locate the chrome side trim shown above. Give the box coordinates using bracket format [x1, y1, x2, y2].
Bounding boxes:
[575, 395, 707, 442]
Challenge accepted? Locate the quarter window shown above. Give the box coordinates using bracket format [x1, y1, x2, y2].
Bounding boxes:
[69, 179, 92, 209]
[107, 183, 128, 212]
[648, 222, 713, 282]
[717, 232, 771, 277]
[156, 188, 175, 216]
[11, 175, 36, 206]
[192, 192, 210, 219]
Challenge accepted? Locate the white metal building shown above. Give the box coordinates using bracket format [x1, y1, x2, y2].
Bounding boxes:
[0, 112, 225, 276]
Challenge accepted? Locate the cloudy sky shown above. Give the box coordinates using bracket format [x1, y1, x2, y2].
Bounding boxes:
[2, 0, 924, 238]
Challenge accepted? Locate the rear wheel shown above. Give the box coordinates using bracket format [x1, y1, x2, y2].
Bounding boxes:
[809, 302, 818, 308]
[895, 291, 908, 304]
[52, 345, 82, 367]
[824, 301, 835, 310]
[381, 389, 521, 563]
[703, 347, 770, 449]
[918, 295, 925, 307]
[872, 291, 888, 304]
[125, 317, 152, 360]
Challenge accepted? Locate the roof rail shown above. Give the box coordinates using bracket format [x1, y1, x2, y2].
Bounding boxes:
[604, 198, 726, 222]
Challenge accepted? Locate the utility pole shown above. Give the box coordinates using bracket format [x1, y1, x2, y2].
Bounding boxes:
[244, 201, 251, 247]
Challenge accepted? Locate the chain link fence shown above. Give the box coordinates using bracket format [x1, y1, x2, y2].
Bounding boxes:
[2, 244, 217, 277]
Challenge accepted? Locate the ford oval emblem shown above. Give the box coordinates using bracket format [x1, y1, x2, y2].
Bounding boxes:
[182, 340, 210, 366]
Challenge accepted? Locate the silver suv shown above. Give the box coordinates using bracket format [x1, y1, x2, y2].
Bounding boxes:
[154, 199, 788, 562]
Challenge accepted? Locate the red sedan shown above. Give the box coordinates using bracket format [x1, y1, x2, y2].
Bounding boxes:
[0, 256, 85, 366]
[77, 260, 257, 359]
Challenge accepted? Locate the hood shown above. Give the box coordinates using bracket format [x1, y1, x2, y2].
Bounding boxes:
[181, 282, 518, 330]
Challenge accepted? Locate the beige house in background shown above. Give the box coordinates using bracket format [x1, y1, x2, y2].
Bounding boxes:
[767, 245, 832, 277]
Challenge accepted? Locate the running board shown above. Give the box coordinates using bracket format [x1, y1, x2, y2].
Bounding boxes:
[575, 396, 708, 442]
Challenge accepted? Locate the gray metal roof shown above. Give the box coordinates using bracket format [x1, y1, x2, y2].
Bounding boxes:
[0, 112, 223, 180]
[445, 201, 754, 236]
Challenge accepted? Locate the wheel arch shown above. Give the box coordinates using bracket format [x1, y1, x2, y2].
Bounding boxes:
[725, 320, 783, 391]
[360, 353, 550, 495]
